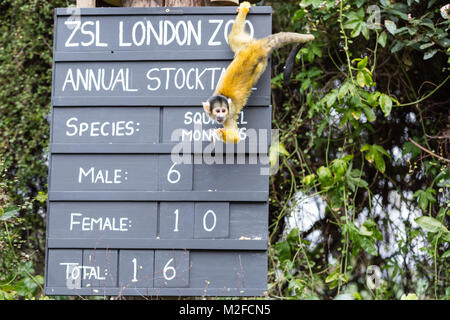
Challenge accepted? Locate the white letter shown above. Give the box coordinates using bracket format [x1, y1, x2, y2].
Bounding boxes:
[66, 117, 78, 136]
[119, 21, 132, 47]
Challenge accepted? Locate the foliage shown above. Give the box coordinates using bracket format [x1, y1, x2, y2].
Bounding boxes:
[0, 0, 69, 300]
[265, 0, 449, 300]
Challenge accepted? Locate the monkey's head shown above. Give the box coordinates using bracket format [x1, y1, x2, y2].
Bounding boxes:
[202, 95, 232, 125]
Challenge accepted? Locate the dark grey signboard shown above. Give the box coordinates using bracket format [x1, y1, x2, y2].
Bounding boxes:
[45, 6, 271, 297]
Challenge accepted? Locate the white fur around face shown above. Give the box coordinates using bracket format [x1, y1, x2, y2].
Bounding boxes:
[202, 101, 211, 113]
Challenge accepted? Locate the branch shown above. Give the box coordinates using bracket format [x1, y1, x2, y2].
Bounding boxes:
[408, 138, 450, 164]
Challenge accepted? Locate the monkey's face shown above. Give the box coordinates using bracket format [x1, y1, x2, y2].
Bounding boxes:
[202, 95, 232, 125]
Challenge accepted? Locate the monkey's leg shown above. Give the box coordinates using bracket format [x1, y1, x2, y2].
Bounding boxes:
[228, 1, 252, 53]
[251, 58, 268, 86]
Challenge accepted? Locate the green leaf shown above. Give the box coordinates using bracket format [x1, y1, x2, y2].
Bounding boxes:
[379, 94, 393, 116]
[415, 216, 448, 233]
[332, 159, 347, 180]
[0, 207, 19, 221]
[357, 56, 368, 70]
[302, 174, 316, 186]
[423, 49, 438, 60]
[374, 152, 386, 173]
[359, 225, 373, 236]
[435, 170, 450, 188]
[361, 23, 370, 40]
[317, 166, 333, 185]
[442, 250, 450, 259]
[270, 141, 290, 167]
[401, 293, 418, 300]
[36, 191, 47, 203]
[372, 144, 391, 158]
[419, 42, 434, 50]
[351, 22, 362, 38]
[362, 104, 376, 122]
[391, 41, 405, 53]
[325, 271, 339, 283]
[357, 71, 365, 87]
[360, 236, 377, 256]
[385, 20, 397, 35]
[378, 31, 387, 47]
[360, 144, 370, 152]
[275, 241, 292, 261]
[326, 92, 338, 107]
[402, 141, 422, 160]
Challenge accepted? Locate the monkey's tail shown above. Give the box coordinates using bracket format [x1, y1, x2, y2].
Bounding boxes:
[262, 32, 314, 53]
[283, 44, 302, 85]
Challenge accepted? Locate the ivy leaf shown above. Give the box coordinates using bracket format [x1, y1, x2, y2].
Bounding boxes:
[415, 216, 448, 233]
[419, 42, 435, 50]
[423, 49, 438, 60]
[385, 20, 397, 35]
[391, 41, 405, 53]
[378, 31, 387, 47]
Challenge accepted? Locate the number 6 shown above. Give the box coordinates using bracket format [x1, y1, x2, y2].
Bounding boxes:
[167, 162, 181, 184]
[163, 258, 176, 281]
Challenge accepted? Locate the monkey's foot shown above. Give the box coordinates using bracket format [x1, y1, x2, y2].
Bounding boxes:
[215, 128, 240, 144]
[237, 1, 251, 14]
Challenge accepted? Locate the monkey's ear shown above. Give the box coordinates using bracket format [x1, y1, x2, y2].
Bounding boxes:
[202, 101, 211, 113]
[227, 98, 232, 107]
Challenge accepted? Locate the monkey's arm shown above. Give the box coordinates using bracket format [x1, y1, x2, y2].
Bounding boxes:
[228, 1, 252, 53]
[216, 117, 241, 144]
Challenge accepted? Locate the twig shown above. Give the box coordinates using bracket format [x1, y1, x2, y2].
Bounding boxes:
[408, 138, 450, 164]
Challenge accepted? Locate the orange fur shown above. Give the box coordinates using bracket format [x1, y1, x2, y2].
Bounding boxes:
[209, 1, 314, 144]
[214, 41, 268, 114]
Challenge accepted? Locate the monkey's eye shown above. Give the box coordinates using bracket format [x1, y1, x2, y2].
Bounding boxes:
[221, 108, 227, 113]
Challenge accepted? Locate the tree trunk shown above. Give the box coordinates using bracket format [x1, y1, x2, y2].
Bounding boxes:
[121, 0, 163, 6]
[165, 0, 204, 6]
[76, 0, 96, 7]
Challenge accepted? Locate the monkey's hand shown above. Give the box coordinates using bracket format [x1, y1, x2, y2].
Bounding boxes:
[237, 1, 251, 14]
[215, 128, 241, 144]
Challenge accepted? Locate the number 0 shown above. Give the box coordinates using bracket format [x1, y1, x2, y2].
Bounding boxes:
[202, 210, 217, 232]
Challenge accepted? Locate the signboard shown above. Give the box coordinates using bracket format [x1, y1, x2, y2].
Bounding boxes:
[45, 6, 271, 297]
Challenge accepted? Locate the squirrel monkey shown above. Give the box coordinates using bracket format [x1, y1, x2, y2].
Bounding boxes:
[202, 1, 314, 144]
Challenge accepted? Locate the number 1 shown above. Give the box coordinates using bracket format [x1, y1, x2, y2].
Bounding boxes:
[173, 209, 179, 232]
[131, 258, 138, 282]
